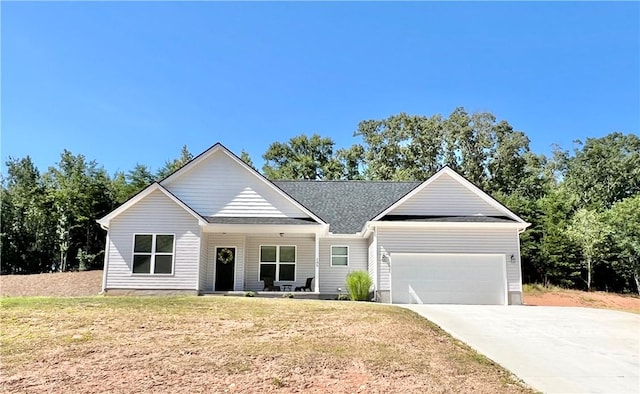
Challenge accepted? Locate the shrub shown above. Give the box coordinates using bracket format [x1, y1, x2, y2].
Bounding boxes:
[346, 271, 372, 301]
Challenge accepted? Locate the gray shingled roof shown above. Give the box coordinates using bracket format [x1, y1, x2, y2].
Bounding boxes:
[206, 217, 319, 225]
[273, 181, 420, 234]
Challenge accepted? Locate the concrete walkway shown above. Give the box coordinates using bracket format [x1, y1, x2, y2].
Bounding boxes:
[403, 305, 640, 394]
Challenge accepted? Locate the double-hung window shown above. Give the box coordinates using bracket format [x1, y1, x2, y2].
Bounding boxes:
[259, 245, 296, 281]
[331, 246, 349, 267]
[132, 234, 175, 274]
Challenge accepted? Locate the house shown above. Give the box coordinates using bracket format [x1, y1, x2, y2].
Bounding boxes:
[97, 143, 530, 305]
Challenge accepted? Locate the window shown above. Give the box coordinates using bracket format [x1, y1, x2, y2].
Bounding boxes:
[331, 246, 349, 267]
[133, 234, 175, 274]
[259, 245, 296, 281]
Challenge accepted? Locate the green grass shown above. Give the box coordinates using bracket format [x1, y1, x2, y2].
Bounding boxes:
[0, 296, 534, 393]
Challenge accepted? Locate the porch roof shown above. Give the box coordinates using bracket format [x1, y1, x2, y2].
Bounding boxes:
[205, 216, 320, 225]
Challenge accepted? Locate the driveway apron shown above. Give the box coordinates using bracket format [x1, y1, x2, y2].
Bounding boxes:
[403, 305, 640, 394]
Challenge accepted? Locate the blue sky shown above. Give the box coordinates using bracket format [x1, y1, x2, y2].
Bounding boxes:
[2, 2, 638, 176]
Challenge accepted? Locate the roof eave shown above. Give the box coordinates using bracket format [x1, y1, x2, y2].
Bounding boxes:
[363, 220, 531, 233]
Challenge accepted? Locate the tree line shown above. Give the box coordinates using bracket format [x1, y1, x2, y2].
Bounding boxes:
[2, 108, 638, 293]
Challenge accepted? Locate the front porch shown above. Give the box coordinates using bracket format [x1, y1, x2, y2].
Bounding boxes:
[200, 290, 336, 300]
[199, 225, 324, 294]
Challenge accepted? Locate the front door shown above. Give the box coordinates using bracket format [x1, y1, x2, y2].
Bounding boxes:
[215, 247, 236, 291]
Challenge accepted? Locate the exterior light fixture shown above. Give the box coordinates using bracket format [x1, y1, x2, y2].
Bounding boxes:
[381, 252, 390, 263]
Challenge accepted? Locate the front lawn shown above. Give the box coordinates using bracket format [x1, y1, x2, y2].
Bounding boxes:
[0, 296, 532, 393]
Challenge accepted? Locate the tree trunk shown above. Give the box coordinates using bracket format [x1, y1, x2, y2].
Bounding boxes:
[634, 272, 640, 296]
[586, 258, 592, 292]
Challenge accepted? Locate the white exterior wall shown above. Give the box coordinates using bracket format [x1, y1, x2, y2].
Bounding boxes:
[162, 152, 308, 218]
[244, 236, 316, 292]
[377, 227, 522, 293]
[319, 238, 368, 293]
[202, 233, 246, 292]
[389, 173, 504, 217]
[105, 190, 200, 290]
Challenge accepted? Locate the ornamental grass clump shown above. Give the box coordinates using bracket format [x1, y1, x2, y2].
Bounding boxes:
[346, 270, 372, 301]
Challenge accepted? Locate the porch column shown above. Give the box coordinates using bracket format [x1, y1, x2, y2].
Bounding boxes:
[314, 233, 320, 293]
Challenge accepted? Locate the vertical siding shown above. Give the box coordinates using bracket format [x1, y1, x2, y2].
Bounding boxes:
[319, 238, 368, 293]
[162, 151, 307, 218]
[389, 173, 504, 216]
[106, 190, 200, 290]
[244, 236, 316, 292]
[377, 228, 521, 292]
[204, 234, 246, 292]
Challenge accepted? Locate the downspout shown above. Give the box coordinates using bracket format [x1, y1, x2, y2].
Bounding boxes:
[314, 233, 320, 293]
[100, 223, 110, 294]
[372, 226, 378, 302]
[514, 226, 526, 305]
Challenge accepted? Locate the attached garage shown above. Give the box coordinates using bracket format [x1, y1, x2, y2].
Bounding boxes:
[390, 253, 507, 305]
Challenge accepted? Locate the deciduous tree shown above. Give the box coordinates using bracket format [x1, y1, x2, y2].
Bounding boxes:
[262, 134, 344, 180]
[566, 209, 611, 291]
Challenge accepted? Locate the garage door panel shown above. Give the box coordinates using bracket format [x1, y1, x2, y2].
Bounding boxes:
[391, 254, 506, 305]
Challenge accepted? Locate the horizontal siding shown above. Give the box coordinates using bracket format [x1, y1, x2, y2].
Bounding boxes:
[106, 190, 200, 290]
[377, 228, 521, 292]
[204, 234, 246, 292]
[163, 151, 307, 218]
[244, 236, 316, 292]
[390, 173, 504, 217]
[319, 238, 368, 293]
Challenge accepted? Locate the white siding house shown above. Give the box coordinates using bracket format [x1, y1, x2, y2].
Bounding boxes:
[98, 143, 530, 304]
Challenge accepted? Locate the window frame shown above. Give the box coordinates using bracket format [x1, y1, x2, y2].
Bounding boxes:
[131, 233, 176, 275]
[330, 245, 350, 267]
[259, 245, 297, 282]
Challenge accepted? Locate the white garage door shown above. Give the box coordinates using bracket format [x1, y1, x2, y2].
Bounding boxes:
[390, 253, 506, 305]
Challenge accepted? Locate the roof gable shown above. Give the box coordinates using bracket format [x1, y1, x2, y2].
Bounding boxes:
[160, 144, 325, 223]
[372, 167, 526, 223]
[97, 183, 206, 228]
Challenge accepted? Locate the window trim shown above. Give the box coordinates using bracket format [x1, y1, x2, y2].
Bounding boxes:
[131, 233, 176, 275]
[259, 245, 297, 282]
[330, 245, 350, 267]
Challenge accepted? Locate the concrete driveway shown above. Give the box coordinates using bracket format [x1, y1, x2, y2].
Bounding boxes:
[403, 305, 640, 394]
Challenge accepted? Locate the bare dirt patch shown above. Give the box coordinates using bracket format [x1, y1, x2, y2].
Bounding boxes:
[0, 297, 533, 394]
[0, 270, 103, 297]
[524, 286, 640, 314]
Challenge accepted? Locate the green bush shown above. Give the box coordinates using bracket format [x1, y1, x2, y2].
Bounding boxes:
[346, 271, 372, 301]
